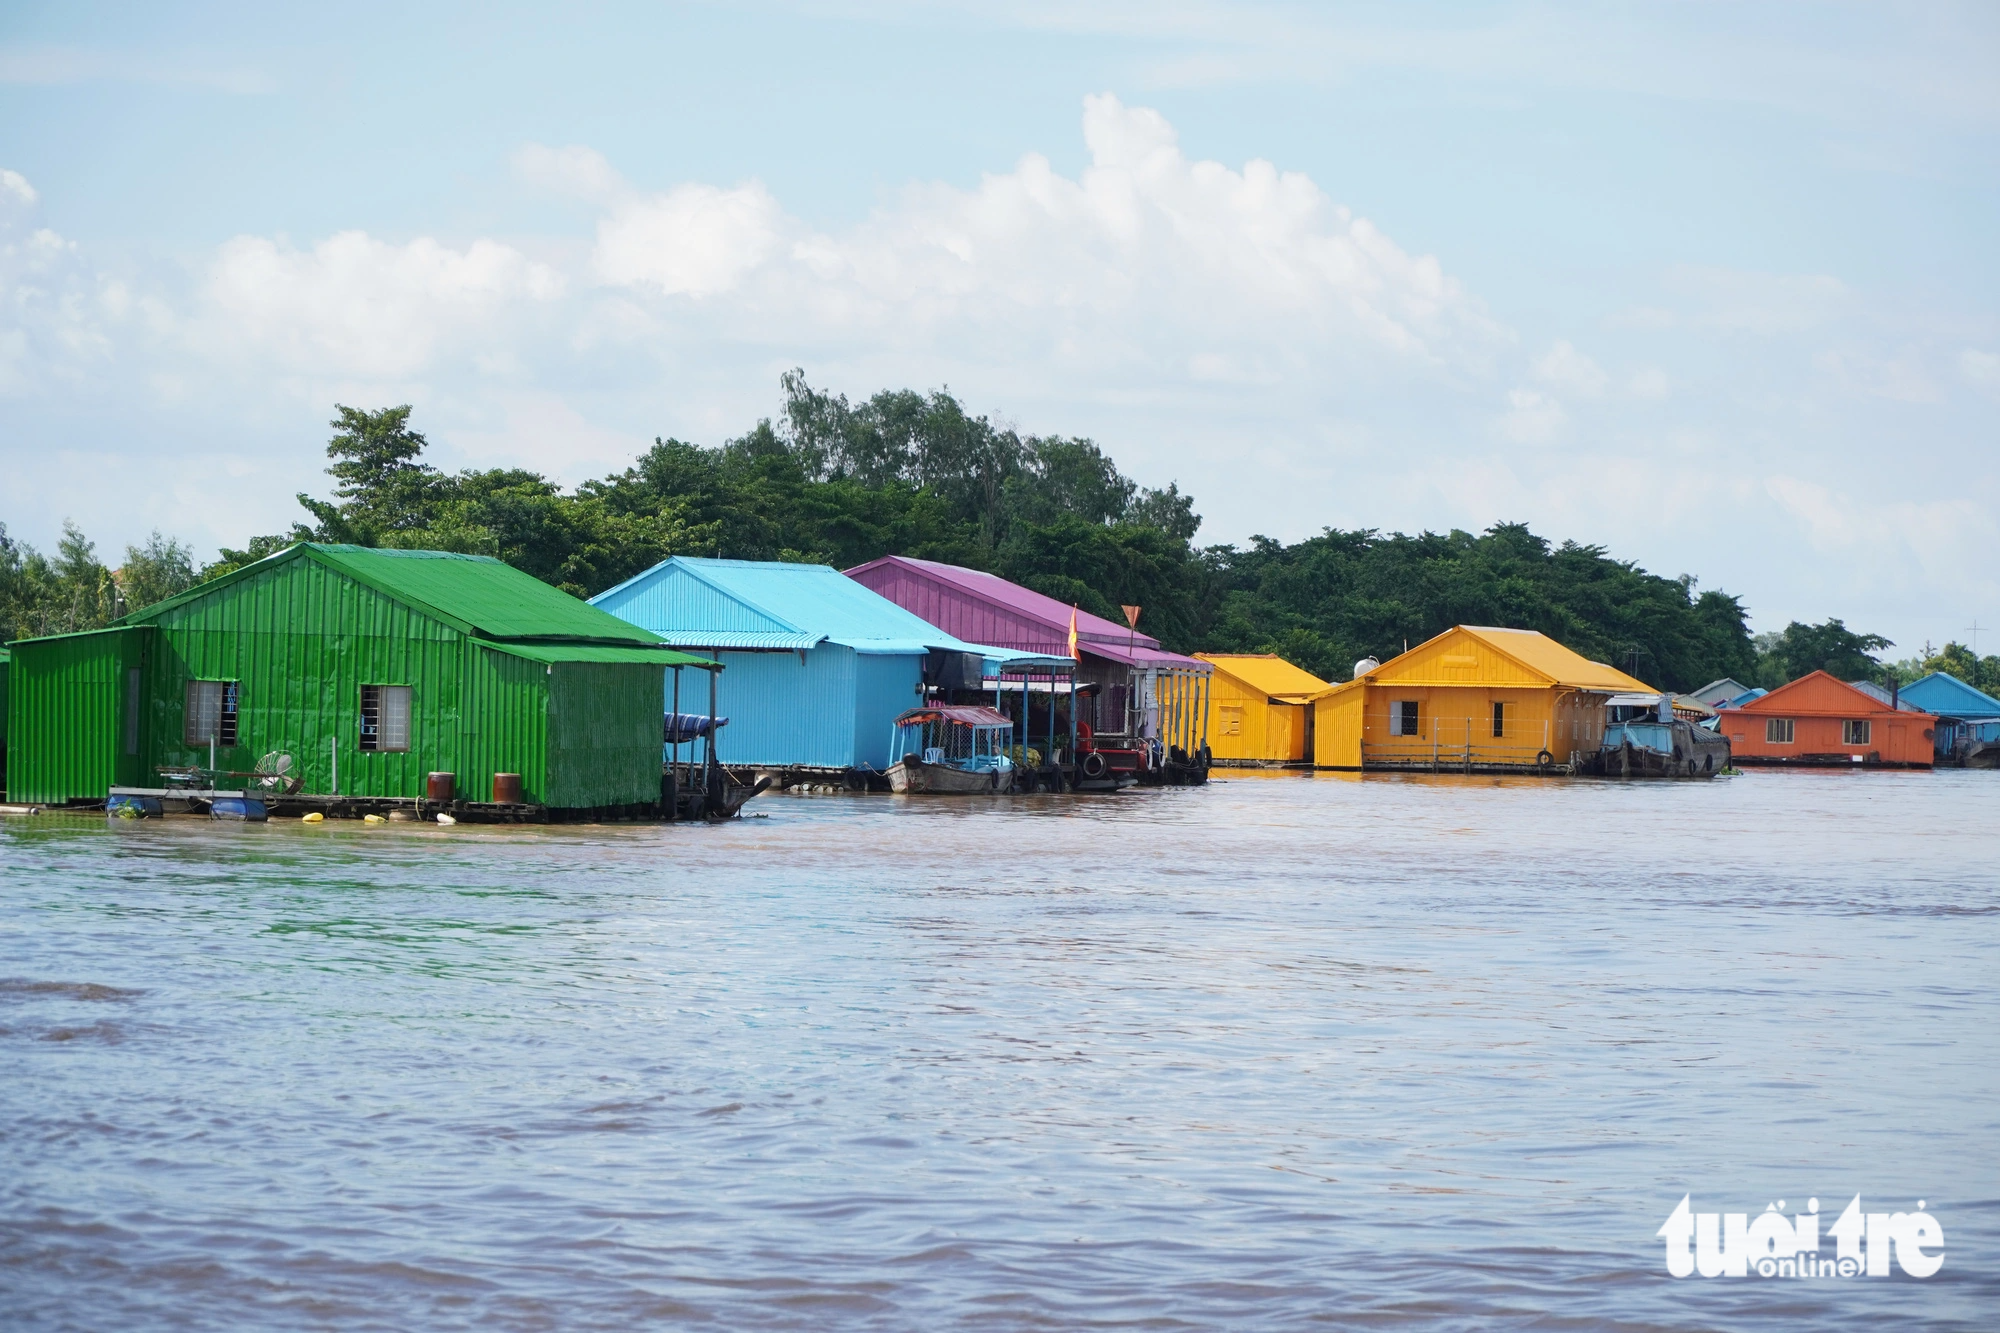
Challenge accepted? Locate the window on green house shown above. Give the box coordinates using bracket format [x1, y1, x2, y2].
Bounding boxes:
[360, 684, 412, 752]
[184, 680, 239, 747]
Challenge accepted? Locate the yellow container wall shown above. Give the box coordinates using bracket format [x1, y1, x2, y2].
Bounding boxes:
[1202, 674, 1310, 762]
[1342, 684, 1605, 767]
[1313, 690, 1365, 768]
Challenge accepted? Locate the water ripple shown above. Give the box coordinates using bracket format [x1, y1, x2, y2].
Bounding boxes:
[2, 769, 1995, 1330]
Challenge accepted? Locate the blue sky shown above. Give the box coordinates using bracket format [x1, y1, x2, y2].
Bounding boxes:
[3, 1, 1996, 654]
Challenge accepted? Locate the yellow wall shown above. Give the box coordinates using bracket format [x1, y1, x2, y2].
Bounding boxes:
[1314, 688, 1365, 768]
[1312, 628, 1612, 769]
[1200, 670, 1309, 762]
[1324, 684, 1602, 767]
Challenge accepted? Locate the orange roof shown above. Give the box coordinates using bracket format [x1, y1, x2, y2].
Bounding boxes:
[1196, 653, 1329, 700]
[1722, 670, 1936, 719]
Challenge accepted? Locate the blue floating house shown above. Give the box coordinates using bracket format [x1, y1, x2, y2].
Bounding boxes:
[590, 558, 1072, 773]
[1899, 671, 2000, 767]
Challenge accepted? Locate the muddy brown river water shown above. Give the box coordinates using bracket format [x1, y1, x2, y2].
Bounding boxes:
[2, 769, 1994, 1329]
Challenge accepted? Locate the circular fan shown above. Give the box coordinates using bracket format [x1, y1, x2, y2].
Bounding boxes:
[254, 752, 295, 790]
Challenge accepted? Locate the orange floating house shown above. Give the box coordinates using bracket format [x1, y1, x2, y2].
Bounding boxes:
[1716, 671, 1936, 769]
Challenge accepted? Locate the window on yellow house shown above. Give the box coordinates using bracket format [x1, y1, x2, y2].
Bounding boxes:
[1219, 704, 1243, 736]
[1390, 700, 1421, 736]
[1492, 702, 1505, 738]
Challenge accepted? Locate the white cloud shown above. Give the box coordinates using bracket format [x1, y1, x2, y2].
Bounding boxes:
[1629, 367, 1670, 399]
[197, 231, 564, 379]
[1, 168, 36, 209]
[573, 93, 1507, 373]
[593, 182, 787, 298]
[0, 44, 276, 94]
[1498, 387, 1564, 443]
[1813, 345, 1940, 403]
[1960, 347, 2000, 393]
[0, 174, 125, 395]
[513, 143, 630, 206]
[1532, 339, 1607, 395]
[1665, 265, 1849, 335]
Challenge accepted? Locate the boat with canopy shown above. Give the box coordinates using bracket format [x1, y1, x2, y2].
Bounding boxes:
[887, 705, 1017, 793]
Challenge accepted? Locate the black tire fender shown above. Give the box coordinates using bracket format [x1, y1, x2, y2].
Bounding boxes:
[1535, 749, 1554, 767]
[1081, 752, 1107, 779]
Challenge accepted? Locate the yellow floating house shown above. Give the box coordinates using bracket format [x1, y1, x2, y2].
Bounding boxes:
[1313, 626, 1654, 772]
[1193, 654, 1330, 765]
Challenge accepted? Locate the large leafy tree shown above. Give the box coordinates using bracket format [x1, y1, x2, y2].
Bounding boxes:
[1197, 523, 1757, 690]
[1755, 618, 1892, 686]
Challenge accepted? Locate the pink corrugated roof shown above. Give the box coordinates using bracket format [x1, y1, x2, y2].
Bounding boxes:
[866, 557, 1147, 643]
[845, 555, 1208, 671]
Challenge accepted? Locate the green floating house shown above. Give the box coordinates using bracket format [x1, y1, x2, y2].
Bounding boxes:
[3, 543, 714, 811]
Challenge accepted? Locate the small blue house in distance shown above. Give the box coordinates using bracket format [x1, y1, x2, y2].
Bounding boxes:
[590, 557, 1072, 773]
[1899, 671, 2000, 767]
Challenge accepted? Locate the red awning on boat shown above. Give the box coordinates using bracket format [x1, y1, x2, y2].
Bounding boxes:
[894, 705, 1013, 728]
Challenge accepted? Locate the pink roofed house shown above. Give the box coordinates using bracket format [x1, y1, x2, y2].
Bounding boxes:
[844, 556, 1212, 760]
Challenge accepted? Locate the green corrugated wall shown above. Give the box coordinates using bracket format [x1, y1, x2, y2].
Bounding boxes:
[145, 556, 469, 799]
[463, 647, 550, 804]
[548, 661, 663, 808]
[5, 628, 150, 803]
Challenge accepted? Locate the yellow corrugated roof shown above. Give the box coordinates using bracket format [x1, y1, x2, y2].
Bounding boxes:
[1196, 653, 1330, 699]
[1457, 626, 1656, 692]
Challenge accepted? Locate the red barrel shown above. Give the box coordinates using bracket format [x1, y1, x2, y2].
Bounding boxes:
[426, 772, 455, 803]
[492, 773, 523, 804]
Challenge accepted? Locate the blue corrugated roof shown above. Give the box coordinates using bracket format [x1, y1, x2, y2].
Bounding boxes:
[1901, 671, 2000, 719]
[595, 557, 982, 654]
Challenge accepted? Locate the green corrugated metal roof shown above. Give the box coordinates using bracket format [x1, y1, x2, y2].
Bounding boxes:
[124, 543, 664, 645]
[5, 626, 148, 649]
[311, 546, 663, 642]
[481, 641, 719, 668]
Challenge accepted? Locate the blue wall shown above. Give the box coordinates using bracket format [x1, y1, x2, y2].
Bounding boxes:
[852, 651, 923, 768]
[687, 646, 922, 770]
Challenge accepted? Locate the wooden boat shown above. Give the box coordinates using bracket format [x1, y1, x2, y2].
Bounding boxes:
[1600, 696, 1732, 778]
[889, 754, 1013, 793]
[886, 705, 1017, 795]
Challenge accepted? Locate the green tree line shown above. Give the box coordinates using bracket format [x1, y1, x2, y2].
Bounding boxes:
[9, 372, 1987, 697]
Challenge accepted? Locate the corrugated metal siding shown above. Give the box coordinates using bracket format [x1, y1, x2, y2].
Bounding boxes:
[146, 556, 465, 798]
[851, 651, 923, 768]
[849, 563, 1063, 654]
[705, 646, 859, 768]
[5, 628, 148, 802]
[547, 661, 663, 807]
[593, 563, 791, 636]
[462, 647, 549, 804]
